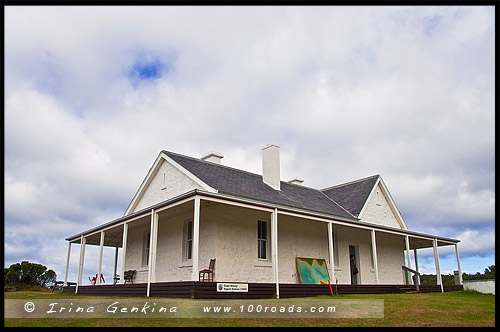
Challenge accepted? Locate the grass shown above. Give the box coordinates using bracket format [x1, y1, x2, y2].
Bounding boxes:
[4, 290, 495, 327]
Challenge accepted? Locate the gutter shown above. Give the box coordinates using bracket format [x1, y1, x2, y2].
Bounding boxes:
[65, 189, 199, 242]
[65, 189, 460, 245]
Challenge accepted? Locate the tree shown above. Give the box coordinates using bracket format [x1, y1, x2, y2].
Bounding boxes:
[484, 265, 495, 278]
[419, 265, 495, 284]
[4, 261, 57, 288]
[463, 265, 495, 281]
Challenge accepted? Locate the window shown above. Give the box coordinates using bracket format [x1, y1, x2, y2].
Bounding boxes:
[183, 220, 193, 262]
[142, 231, 150, 267]
[161, 172, 167, 189]
[370, 244, 375, 269]
[332, 229, 339, 267]
[258, 220, 268, 260]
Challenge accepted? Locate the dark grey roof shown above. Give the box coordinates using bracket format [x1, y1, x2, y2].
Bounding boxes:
[164, 151, 356, 219]
[321, 175, 379, 217]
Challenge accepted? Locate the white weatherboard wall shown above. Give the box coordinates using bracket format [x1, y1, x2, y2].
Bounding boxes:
[278, 215, 330, 284]
[209, 204, 407, 284]
[371, 231, 406, 284]
[336, 225, 374, 284]
[132, 159, 204, 213]
[154, 205, 217, 283]
[124, 220, 151, 283]
[328, 224, 404, 285]
[124, 202, 217, 283]
[212, 203, 273, 283]
[463, 280, 495, 295]
[123, 201, 406, 284]
[210, 211, 406, 284]
[360, 183, 402, 229]
[193, 202, 217, 281]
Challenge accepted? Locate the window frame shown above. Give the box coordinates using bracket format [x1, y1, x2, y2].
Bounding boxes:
[257, 220, 270, 261]
[142, 231, 150, 267]
[370, 244, 375, 269]
[331, 228, 339, 267]
[161, 171, 167, 190]
[183, 219, 193, 262]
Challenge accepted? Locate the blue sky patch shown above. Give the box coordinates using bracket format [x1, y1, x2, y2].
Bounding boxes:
[128, 55, 170, 87]
[134, 60, 164, 79]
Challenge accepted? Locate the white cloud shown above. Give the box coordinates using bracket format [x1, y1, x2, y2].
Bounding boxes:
[4, 6, 494, 276]
[4, 243, 32, 257]
[453, 229, 495, 256]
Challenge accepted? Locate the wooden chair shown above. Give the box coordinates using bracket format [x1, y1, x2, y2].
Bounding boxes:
[124, 270, 136, 284]
[199, 259, 216, 282]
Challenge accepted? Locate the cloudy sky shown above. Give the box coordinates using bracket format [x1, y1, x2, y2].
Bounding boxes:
[5, 6, 494, 283]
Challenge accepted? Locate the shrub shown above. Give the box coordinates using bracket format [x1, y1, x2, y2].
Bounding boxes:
[4, 261, 56, 289]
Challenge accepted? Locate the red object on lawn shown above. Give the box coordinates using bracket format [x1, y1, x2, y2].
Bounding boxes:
[328, 279, 334, 296]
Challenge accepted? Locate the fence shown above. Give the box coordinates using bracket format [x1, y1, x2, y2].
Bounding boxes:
[463, 279, 495, 295]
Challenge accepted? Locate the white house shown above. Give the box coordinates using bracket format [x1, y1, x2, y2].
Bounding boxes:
[64, 144, 463, 298]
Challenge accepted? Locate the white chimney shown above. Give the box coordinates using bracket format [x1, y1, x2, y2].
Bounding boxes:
[201, 151, 224, 164]
[288, 177, 304, 185]
[262, 143, 281, 190]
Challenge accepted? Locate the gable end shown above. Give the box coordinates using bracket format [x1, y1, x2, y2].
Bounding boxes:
[124, 152, 217, 215]
[358, 177, 408, 230]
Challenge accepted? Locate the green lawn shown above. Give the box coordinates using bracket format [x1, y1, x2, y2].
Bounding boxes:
[4, 290, 495, 327]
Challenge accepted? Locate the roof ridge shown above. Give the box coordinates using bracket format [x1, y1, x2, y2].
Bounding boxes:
[163, 149, 324, 191]
[321, 174, 380, 192]
[163, 149, 265, 177]
[161, 149, 359, 220]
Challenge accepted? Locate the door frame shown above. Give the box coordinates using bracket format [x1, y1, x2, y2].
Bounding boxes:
[349, 245, 360, 285]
